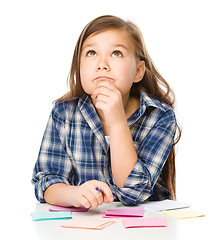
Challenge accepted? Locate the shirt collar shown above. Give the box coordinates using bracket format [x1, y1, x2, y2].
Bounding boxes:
[77, 90, 166, 111]
[139, 90, 167, 112]
[77, 90, 168, 129]
[127, 90, 169, 127]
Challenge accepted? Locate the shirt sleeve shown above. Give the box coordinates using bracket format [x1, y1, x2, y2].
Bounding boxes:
[111, 110, 177, 206]
[31, 103, 73, 203]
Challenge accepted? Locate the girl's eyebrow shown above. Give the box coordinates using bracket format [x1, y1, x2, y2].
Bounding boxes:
[111, 44, 129, 51]
[82, 43, 96, 49]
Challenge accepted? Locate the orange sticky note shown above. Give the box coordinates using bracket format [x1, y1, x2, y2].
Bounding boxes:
[61, 219, 116, 230]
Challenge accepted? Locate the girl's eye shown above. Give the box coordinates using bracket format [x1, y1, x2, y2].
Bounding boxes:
[112, 51, 123, 57]
[87, 50, 96, 57]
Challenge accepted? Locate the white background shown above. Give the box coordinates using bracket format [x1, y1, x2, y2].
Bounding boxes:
[1, 0, 215, 238]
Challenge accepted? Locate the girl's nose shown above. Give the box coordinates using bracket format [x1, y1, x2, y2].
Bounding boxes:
[97, 65, 108, 71]
[96, 58, 110, 71]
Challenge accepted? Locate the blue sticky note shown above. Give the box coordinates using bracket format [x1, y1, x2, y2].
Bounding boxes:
[31, 211, 72, 221]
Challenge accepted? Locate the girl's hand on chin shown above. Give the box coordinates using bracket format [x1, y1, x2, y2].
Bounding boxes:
[91, 80, 126, 128]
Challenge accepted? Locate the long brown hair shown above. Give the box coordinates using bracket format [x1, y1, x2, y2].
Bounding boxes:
[56, 15, 181, 200]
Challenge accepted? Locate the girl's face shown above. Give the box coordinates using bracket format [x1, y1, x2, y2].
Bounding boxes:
[80, 29, 144, 98]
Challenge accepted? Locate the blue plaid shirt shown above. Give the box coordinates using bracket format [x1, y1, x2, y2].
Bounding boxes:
[32, 90, 177, 205]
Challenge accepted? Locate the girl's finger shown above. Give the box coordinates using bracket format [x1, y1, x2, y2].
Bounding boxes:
[79, 195, 91, 209]
[94, 182, 114, 202]
[95, 79, 116, 91]
[82, 189, 103, 209]
[95, 94, 109, 104]
[92, 86, 113, 100]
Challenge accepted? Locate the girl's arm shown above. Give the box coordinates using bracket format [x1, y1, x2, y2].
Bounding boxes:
[44, 183, 76, 207]
[31, 102, 114, 208]
[109, 119, 137, 188]
[92, 80, 138, 188]
[44, 180, 114, 209]
[92, 81, 177, 205]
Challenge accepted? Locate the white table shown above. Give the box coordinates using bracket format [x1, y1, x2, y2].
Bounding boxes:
[27, 202, 213, 240]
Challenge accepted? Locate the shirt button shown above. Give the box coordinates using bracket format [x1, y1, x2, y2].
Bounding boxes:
[109, 179, 114, 185]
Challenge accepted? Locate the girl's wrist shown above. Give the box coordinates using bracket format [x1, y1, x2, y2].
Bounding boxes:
[109, 119, 129, 135]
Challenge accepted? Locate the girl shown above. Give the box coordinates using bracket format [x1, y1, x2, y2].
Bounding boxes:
[32, 15, 181, 209]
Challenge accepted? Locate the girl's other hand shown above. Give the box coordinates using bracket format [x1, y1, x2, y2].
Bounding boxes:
[70, 180, 114, 209]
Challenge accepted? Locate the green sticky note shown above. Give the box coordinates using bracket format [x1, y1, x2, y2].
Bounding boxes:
[31, 211, 72, 221]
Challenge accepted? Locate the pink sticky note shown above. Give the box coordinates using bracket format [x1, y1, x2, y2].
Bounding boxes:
[122, 218, 167, 228]
[104, 207, 144, 218]
[101, 212, 137, 219]
[49, 205, 89, 212]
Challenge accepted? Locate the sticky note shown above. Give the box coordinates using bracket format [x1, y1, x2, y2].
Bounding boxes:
[162, 209, 205, 219]
[49, 205, 89, 212]
[61, 219, 116, 230]
[122, 218, 167, 228]
[31, 211, 72, 221]
[102, 207, 144, 218]
[140, 199, 191, 211]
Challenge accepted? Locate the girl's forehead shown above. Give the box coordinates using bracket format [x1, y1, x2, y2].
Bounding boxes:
[82, 29, 134, 50]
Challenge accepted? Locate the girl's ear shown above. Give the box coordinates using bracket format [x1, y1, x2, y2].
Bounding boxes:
[133, 60, 145, 83]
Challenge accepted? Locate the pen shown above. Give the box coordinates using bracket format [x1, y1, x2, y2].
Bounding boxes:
[95, 187, 118, 198]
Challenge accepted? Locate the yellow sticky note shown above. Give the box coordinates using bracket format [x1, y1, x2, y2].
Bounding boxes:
[162, 209, 205, 219]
